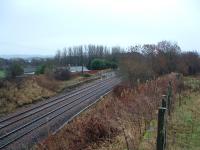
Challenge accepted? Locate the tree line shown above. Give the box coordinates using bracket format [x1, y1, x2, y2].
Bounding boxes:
[0, 41, 200, 80]
[54, 45, 122, 69]
[119, 41, 200, 86]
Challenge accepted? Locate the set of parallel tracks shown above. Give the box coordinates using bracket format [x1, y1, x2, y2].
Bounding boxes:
[0, 76, 120, 149]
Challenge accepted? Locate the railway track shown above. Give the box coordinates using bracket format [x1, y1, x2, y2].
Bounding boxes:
[0, 76, 120, 149]
[0, 76, 107, 124]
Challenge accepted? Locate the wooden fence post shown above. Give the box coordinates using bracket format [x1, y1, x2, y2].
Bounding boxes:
[167, 81, 172, 115]
[156, 107, 167, 150]
[162, 95, 167, 108]
[162, 95, 168, 148]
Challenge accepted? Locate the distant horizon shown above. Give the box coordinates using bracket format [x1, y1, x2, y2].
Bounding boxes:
[0, 41, 200, 59]
[0, 54, 54, 59]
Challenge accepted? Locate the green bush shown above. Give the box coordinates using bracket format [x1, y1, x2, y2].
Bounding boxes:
[91, 59, 105, 70]
[35, 65, 46, 75]
[8, 63, 24, 78]
[91, 59, 118, 70]
[111, 62, 118, 69]
[104, 60, 111, 68]
[81, 73, 91, 78]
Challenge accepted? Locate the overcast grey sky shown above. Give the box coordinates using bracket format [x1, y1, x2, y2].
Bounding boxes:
[0, 0, 200, 55]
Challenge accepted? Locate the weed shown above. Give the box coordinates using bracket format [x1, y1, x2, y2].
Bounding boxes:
[37, 73, 178, 150]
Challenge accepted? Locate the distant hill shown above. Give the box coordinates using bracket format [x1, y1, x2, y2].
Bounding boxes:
[0, 55, 53, 60]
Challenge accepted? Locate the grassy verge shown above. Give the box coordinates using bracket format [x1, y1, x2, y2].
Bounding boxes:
[139, 76, 200, 150]
[138, 119, 157, 150]
[167, 77, 200, 150]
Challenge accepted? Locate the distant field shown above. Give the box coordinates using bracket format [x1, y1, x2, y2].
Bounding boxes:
[0, 70, 6, 79]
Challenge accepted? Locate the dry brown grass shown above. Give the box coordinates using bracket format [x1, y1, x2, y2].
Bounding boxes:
[0, 75, 58, 115]
[36, 73, 179, 150]
[34, 75, 61, 92]
[0, 72, 99, 115]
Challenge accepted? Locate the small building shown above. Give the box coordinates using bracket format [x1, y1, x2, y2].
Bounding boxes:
[69, 66, 89, 73]
[23, 66, 36, 75]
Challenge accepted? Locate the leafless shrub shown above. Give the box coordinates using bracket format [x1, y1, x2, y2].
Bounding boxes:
[38, 73, 179, 150]
[119, 52, 154, 87]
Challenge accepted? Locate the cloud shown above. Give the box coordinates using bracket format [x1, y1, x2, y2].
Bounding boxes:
[0, 0, 200, 54]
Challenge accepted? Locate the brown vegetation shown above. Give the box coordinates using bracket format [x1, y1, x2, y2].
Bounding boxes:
[0, 73, 97, 115]
[37, 73, 179, 150]
[0, 76, 57, 114]
[119, 41, 200, 87]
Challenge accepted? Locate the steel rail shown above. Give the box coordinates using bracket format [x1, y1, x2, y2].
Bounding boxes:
[53, 89, 113, 135]
[0, 79, 120, 149]
[0, 77, 114, 130]
[0, 78, 118, 140]
[0, 76, 106, 124]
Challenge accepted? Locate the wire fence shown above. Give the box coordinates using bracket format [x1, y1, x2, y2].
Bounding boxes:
[156, 81, 173, 150]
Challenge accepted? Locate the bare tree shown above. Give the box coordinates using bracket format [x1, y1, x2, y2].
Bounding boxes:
[119, 52, 153, 87]
[55, 50, 61, 66]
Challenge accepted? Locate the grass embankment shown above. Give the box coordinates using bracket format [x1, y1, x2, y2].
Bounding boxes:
[139, 76, 200, 150]
[36, 73, 178, 150]
[0, 73, 97, 116]
[166, 77, 200, 150]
